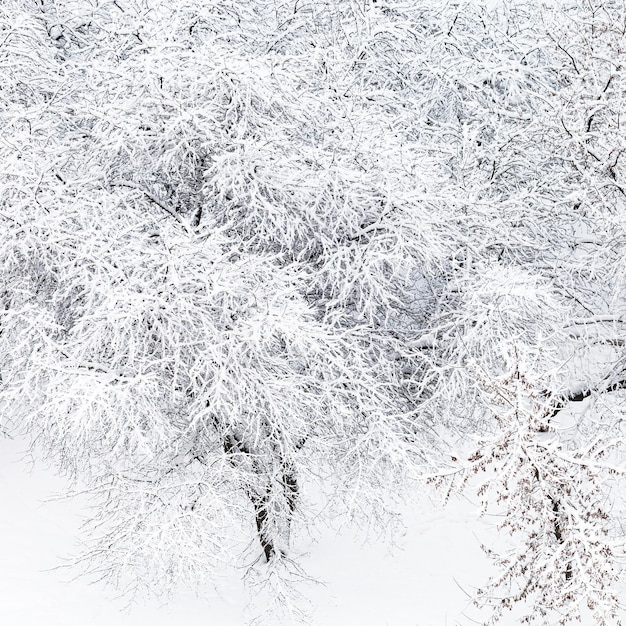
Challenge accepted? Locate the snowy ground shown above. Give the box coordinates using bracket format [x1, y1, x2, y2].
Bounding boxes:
[0, 434, 600, 626]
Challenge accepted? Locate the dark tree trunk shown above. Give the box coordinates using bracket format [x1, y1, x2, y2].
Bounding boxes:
[250, 487, 276, 562]
[216, 423, 299, 562]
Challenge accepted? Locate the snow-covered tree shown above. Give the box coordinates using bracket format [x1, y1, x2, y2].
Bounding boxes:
[0, 0, 439, 603]
[1, 0, 626, 623]
[421, 1, 626, 623]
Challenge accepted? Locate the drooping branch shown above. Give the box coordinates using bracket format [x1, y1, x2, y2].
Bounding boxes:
[531, 370, 626, 584]
[548, 373, 626, 420]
